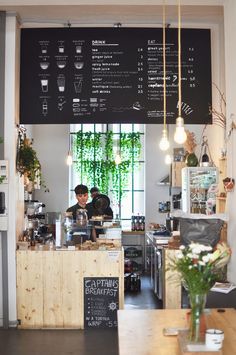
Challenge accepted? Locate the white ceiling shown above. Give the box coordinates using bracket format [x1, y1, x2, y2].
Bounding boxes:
[0, 4, 224, 27]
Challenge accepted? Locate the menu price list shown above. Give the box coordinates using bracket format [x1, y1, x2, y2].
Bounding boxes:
[20, 27, 212, 125]
[84, 277, 119, 329]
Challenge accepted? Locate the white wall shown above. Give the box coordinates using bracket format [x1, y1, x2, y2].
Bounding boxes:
[4, 14, 23, 326]
[223, 0, 236, 284]
[31, 124, 69, 214]
[145, 124, 210, 226]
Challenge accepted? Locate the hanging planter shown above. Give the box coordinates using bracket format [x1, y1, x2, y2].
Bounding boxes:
[184, 130, 198, 167]
[16, 131, 48, 192]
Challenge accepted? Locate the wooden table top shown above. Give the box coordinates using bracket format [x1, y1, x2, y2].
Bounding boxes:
[118, 308, 236, 355]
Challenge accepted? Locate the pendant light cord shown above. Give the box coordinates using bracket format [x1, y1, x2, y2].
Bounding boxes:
[178, 0, 182, 117]
[163, 0, 166, 131]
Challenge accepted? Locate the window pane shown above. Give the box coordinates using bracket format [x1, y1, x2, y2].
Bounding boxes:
[133, 191, 145, 215]
[69, 123, 145, 223]
[121, 124, 133, 132]
[138, 134, 145, 161]
[133, 124, 144, 133]
[133, 163, 145, 190]
[121, 191, 132, 219]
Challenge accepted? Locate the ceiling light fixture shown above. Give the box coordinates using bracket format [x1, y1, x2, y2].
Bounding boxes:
[174, 0, 187, 145]
[159, 0, 170, 152]
[66, 134, 73, 166]
[66, 150, 73, 166]
[165, 154, 172, 165]
[115, 152, 122, 165]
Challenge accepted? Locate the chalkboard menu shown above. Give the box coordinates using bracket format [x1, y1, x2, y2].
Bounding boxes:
[20, 27, 212, 125]
[84, 277, 119, 328]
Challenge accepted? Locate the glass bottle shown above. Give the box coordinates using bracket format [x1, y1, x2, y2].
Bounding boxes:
[76, 209, 88, 227]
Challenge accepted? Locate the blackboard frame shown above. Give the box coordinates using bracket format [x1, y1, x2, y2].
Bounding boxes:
[20, 27, 212, 125]
[84, 277, 119, 329]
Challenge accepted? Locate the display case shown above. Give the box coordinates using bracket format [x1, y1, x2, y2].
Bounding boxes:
[182, 167, 218, 214]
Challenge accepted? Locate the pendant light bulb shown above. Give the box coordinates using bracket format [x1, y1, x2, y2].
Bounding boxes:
[159, 129, 170, 151]
[165, 154, 172, 165]
[115, 153, 122, 165]
[174, 116, 187, 144]
[66, 151, 73, 166]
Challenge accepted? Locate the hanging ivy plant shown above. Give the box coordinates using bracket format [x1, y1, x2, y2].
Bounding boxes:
[73, 130, 142, 204]
[16, 131, 49, 192]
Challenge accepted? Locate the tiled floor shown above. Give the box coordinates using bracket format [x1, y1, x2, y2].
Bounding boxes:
[0, 274, 159, 355]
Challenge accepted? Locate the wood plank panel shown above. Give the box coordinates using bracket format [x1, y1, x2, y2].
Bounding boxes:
[16, 251, 43, 328]
[43, 251, 64, 327]
[61, 252, 83, 328]
[164, 249, 181, 309]
[16, 249, 124, 328]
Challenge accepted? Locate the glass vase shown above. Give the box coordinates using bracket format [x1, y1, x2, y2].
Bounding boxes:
[188, 292, 207, 343]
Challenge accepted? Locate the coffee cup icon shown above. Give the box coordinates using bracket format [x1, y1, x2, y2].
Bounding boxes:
[40, 62, 49, 70]
[74, 62, 84, 70]
[58, 45, 64, 53]
[57, 61, 66, 69]
[57, 77, 65, 92]
[41, 79, 48, 93]
[74, 80, 82, 94]
[41, 46, 47, 54]
[76, 45, 82, 54]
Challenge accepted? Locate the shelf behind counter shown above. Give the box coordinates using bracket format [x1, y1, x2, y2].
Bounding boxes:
[122, 230, 146, 273]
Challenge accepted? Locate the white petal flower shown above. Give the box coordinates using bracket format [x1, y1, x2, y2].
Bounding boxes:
[187, 253, 193, 259]
[204, 246, 212, 252]
[176, 251, 184, 259]
[202, 254, 211, 263]
[179, 245, 185, 250]
[198, 260, 206, 266]
[192, 254, 200, 259]
[188, 265, 193, 270]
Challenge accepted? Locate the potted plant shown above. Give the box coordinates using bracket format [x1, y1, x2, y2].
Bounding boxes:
[184, 130, 198, 167]
[16, 132, 47, 192]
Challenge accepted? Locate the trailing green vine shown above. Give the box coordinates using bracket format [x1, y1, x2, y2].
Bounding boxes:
[73, 130, 142, 204]
[16, 131, 49, 192]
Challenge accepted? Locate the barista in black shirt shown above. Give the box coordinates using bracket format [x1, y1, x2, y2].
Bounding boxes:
[66, 184, 97, 241]
[90, 186, 113, 219]
[67, 184, 95, 221]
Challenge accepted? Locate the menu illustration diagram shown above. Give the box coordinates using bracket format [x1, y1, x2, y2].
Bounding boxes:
[20, 27, 212, 124]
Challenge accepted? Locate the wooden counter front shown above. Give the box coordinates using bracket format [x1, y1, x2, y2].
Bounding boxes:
[16, 249, 124, 329]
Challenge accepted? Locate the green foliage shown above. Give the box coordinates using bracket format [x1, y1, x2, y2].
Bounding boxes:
[73, 130, 142, 204]
[168, 242, 231, 294]
[16, 133, 48, 192]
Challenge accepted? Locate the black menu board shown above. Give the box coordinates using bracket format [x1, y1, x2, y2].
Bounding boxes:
[84, 277, 119, 328]
[20, 27, 212, 125]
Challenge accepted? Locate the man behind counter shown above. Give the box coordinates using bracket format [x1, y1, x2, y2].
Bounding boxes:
[90, 186, 114, 219]
[67, 184, 94, 221]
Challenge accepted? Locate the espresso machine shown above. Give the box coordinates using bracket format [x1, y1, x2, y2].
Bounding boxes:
[24, 200, 51, 244]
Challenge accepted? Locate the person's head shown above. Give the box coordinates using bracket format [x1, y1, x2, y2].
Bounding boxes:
[90, 186, 100, 199]
[74, 184, 88, 208]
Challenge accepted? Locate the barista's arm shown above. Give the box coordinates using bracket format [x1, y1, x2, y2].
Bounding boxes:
[104, 206, 113, 219]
